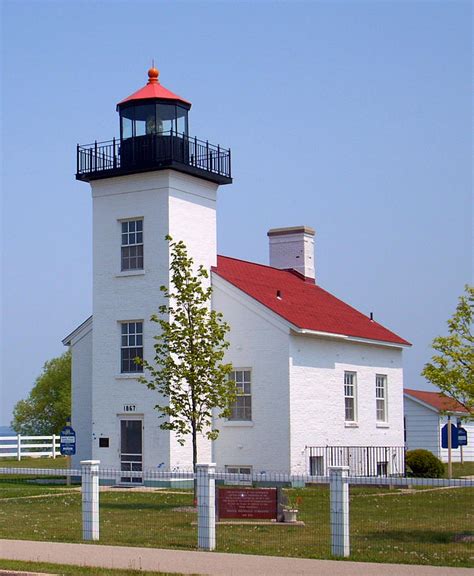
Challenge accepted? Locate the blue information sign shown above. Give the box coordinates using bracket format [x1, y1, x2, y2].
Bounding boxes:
[441, 423, 459, 449]
[457, 427, 468, 447]
[60, 425, 76, 456]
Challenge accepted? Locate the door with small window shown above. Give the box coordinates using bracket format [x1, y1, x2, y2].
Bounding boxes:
[120, 419, 143, 484]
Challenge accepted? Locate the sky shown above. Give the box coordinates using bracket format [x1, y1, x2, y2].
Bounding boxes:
[0, 0, 472, 425]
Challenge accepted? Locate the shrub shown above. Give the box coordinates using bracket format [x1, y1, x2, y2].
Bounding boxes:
[406, 449, 444, 478]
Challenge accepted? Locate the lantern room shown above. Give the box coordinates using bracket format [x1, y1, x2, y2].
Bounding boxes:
[76, 66, 232, 185]
[117, 67, 191, 140]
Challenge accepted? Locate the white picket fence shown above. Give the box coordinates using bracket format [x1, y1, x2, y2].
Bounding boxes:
[0, 435, 60, 460]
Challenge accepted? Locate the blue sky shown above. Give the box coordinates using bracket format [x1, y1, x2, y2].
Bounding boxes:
[1, 0, 472, 424]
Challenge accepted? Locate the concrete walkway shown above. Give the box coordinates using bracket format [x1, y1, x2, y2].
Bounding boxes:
[0, 540, 472, 576]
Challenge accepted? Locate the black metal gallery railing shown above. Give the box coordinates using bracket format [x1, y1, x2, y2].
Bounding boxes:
[76, 131, 231, 182]
[307, 445, 406, 477]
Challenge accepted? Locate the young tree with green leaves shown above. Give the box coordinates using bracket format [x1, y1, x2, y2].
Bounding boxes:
[422, 284, 474, 414]
[139, 236, 236, 473]
[12, 351, 71, 435]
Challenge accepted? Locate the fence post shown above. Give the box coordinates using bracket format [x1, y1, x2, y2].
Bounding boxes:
[329, 466, 350, 557]
[52, 435, 57, 459]
[196, 463, 216, 551]
[81, 460, 100, 541]
[17, 434, 21, 461]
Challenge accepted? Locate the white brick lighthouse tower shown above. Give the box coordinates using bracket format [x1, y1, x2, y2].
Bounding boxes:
[74, 67, 232, 477]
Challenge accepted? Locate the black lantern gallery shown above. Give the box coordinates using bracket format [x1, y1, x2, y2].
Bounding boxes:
[76, 67, 231, 185]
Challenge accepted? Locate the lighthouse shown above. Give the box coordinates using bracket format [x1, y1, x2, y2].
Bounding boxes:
[66, 66, 408, 479]
[73, 67, 232, 476]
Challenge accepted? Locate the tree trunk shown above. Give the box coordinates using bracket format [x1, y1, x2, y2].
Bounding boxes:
[192, 421, 198, 504]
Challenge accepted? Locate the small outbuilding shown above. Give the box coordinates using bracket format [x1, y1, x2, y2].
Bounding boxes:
[404, 389, 473, 463]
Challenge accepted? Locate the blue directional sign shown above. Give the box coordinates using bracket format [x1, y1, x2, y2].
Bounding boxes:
[60, 425, 76, 456]
[441, 423, 459, 449]
[457, 427, 468, 447]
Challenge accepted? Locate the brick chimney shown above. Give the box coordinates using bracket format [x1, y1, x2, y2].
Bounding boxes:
[267, 226, 316, 281]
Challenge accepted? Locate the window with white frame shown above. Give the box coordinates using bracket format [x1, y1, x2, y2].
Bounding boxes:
[121, 321, 143, 373]
[228, 369, 252, 421]
[376, 374, 388, 422]
[344, 371, 357, 422]
[121, 219, 143, 271]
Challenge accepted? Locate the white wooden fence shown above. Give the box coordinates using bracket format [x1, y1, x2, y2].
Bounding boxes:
[0, 435, 60, 460]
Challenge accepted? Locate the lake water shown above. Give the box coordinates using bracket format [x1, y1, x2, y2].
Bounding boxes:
[0, 426, 15, 437]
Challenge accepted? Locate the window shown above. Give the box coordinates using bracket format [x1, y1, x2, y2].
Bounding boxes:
[225, 465, 252, 485]
[377, 461, 388, 477]
[228, 369, 252, 421]
[376, 374, 388, 422]
[344, 371, 357, 422]
[310, 456, 324, 476]
[121, 322, 143, 373]
[121, 219, 143, 271]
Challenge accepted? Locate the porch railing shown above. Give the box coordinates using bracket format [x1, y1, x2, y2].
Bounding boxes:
[306, 445, 406, 477]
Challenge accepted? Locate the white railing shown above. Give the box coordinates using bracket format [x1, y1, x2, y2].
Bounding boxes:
[0, 434, 60, 460]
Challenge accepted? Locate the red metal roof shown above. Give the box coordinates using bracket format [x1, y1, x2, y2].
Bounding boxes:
[117, 67, 191, 107]
[404, 389, 469, 413]
[213, 256, 410, 346]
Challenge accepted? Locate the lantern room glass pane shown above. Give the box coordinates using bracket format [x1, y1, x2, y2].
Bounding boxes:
[157, 103, 176, 133]
[133, 104, 155, 136]
[176, 106, 188, 136]
[122, 116, 133, 139]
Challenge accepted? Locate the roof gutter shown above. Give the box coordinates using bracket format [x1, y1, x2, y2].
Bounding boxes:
[292, 327, 410, 349]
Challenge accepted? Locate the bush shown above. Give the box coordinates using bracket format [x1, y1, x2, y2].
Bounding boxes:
[406, 449, 444, 478]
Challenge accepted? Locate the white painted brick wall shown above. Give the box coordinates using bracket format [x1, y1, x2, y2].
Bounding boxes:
[289, 334, 405, 473]
[212, 276, 291, 472]
[269, 230, 315, 279]
[212, 275, 406, 473]
[71, 167, 406, 473]
[87, 170, 217, 470]
[70, 324, 93, 469]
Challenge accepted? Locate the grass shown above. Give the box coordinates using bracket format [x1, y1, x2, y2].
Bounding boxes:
[0, 482, 472, 567]
[0, 559, 195, 575]
[0, 457, 77, 498]
[0, 458, 473, 568]
[445, 461, 474, 478]
[0, 455, 70, 469]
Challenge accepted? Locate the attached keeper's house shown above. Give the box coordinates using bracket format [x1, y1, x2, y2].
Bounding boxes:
[63, 67, 410, 479]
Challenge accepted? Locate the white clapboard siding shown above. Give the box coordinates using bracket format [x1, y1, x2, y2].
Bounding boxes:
[404, 398, 474, 463]
[404, 397, 440, 457]
[439, 416, 474, 463]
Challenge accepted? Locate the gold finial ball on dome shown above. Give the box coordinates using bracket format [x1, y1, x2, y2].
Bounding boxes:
[147, 66, 159, 84]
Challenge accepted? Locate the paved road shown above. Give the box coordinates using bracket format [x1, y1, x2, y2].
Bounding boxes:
[0, 539, 472, 576]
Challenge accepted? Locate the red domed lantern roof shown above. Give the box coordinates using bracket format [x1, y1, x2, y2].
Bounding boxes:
[117, 67, 191, 108]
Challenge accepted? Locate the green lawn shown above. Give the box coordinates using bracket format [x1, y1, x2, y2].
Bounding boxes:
[0, 458, 472, 568]
[0, 457, 77, 498]
[0, 455, 69, 469]
[445, 461, 474, 478]
[0, 559, 195, 575]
